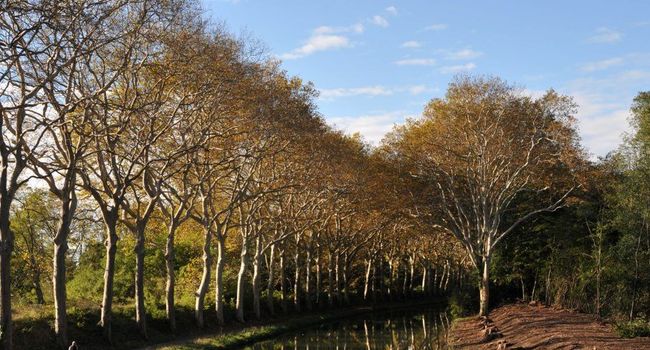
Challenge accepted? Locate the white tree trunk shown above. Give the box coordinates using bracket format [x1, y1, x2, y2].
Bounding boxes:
[479, 257, 490, 317]
[194, 227, 212, 328]
[266, 244, 275, 315]
[215, 237, 226, 325]
[252, 235, 262, 320]
[100, 214, 119, 343]
[235, 232, 249, 323]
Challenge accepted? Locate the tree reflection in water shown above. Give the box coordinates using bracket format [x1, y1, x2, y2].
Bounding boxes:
[245, 305, 451, 349]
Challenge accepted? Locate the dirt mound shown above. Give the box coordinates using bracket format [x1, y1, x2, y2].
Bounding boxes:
[450, 303, 650, 349]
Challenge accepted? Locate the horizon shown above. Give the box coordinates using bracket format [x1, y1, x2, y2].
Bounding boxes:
[203, 0, 650, 158]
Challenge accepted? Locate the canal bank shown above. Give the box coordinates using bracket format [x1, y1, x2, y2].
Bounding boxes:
[146, 298, 448, 350]
[449, 302, 650, 349]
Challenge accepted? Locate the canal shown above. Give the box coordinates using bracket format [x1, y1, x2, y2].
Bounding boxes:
[243, 304, 452, 349]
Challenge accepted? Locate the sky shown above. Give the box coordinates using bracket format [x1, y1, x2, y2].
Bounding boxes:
[201, 0, 650, 157]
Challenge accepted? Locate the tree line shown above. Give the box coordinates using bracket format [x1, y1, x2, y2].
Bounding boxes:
[2, 1, 649, 350]
[1, 1, 463, 349]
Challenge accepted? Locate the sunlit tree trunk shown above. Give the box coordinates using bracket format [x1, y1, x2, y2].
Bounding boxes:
[363, 258, 372, 300]
[215, 236, 226, 325]
[99, 211, 119, 343]
[280, 250, 288, 314]
[266, 244, 276, 315]
[294, 243, 301, 312]
[252, 235, 263, 320]
[479, 257, 490, 317]
[304, 247, 312, 311]
[195, 227, 212, 328]
[235, 230, 249, 322]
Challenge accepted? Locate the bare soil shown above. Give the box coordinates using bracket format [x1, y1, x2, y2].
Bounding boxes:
[450, 302, 650, 349]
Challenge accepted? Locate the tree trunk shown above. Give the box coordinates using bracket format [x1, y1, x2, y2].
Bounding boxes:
[53, 193, 75, 349]
[134, 224, 147, 338]
[327, 254, 334, 307]
[280, 251, 287, 314]
[235, 232, 249, 323]
[479, 257, 490, 317]
[421, 265, 427, 294]
[363, 258, 372, 300]
[215, 237, 226, 325]
[252, 235, 262, 320]
[342, 254, 350, 304]
[388, 260, 395, 299]
[0, 201, 14, 350]
[432, 268, 438, 295]
[293, 247, 301, 312]
[194, 227, 212, 328]
[315, 250, 322, 308]
[402, 265, 409, 299]
[100, 215, 119, 343]
[31, 265, 44, 304]
[335, 254, 341, 305]
[164, 224, 177, 332]
[629, 232, 641, 320]
[408, 256, 415, 296]
[304, 248, 312, 311]
[444, 261, 451, 291]
[266, 245, 275, 315]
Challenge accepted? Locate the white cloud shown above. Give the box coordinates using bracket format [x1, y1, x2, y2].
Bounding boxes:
[401, 40, 422, 48]
[371, 15, 389, 27]
[565, 70, 650, 157]
[588, 27, 622, 44]
[440, 63, 477, 74]
[319, 86, 393, 99]
[395, 58, 436, 66]
[407, 85, 432, 95]
[281, 24, 365, 60]
[443, 48, 483, 60]
[314, 23, 364, 34]
[580, 57, 624, 72]
[385, 6, 398, 15]
[424, 24, 447, 31]
[328, 111, 411, 144]
[319, 85, 434, 100]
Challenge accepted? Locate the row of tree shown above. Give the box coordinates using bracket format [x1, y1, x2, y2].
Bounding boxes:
[1, 1, 465, 349]
[4, 1, 648, 350]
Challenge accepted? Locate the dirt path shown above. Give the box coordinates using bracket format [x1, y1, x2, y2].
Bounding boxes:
[450, 303, 650, 349]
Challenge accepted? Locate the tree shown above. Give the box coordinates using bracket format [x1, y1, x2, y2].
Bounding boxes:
[385, 76, 583, 315]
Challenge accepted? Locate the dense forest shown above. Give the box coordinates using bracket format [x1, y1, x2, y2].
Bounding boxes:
[1, 1, 649, 349]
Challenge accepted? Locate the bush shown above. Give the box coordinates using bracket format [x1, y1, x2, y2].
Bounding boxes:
[616, 318, 650, 338]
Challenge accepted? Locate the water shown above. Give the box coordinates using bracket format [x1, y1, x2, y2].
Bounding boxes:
[244, 304, 452, 349]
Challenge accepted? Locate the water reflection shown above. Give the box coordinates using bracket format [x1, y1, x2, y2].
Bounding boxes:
[245, 305, 451, 349]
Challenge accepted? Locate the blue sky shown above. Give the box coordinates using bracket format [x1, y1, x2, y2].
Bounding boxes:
[202, 0, 650, 157]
